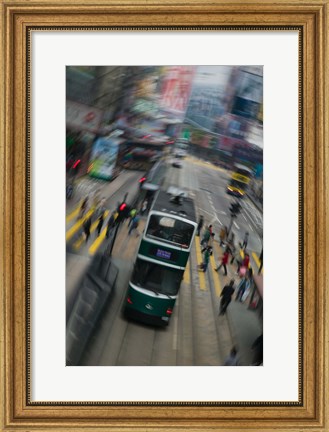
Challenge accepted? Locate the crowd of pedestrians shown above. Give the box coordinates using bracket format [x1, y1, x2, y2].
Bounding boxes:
[195, 213, 263, 367]
[75, 189, 151, 245]
[196, 214, 263, 318]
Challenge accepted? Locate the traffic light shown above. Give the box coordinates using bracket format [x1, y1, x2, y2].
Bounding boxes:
[72, 159, 81, 169]
[116, 202, 129, 223]
[139, 176, 147, 188]
[229, 202, 242, 218]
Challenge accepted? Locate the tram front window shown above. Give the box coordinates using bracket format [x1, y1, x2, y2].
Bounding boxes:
[146, 215, 194, 248]
[131, 259, 183, 296]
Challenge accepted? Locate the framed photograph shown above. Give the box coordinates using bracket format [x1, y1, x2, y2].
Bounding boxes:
[1, 0, 328, 431]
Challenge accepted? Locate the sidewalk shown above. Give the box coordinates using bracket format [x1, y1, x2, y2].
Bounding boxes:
[226, 298, 262, 365]
[213, 239, 263, 366]
[66, 171, 263, 365]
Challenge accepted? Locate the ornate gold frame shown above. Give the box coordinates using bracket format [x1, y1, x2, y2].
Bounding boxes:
[1, 0, 328, 431]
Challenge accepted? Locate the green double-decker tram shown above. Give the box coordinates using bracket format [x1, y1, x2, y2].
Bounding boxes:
[124, 189, 197, 326]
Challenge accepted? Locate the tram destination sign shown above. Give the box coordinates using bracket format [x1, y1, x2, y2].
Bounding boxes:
[139, 239, 190, 267]
[155, 248, 172, 260]
[150, 246, 177, 262]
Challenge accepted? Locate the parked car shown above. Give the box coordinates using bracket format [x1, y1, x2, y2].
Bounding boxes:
[174, 150, 186, 158]
[172, 159, 183, 168]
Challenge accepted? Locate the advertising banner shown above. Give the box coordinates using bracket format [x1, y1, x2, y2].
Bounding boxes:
[160, 66, 195, 116]
[88, 136, 121, 180]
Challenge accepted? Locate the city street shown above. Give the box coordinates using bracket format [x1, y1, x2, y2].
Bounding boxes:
[66, 156, 263, 366]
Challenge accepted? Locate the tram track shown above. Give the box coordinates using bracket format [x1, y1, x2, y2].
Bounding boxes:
[186, 159, 234, 365]
[80, 158, 240, 366]
[185, 161, 222, 365]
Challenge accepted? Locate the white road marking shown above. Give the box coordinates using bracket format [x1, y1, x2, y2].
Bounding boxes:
[234, 222, 240, 229]
[201, 208, 215, 217]
[213, 215, 223, 225]
[199, 208, 223, 226]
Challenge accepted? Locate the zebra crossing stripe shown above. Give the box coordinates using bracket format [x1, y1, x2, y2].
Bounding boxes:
[252, 252, 260, 267]
[66, 208, 94, 241]
[66, 201, 82, 223]
[73, 210, 109, 250]
[88, 226, 108, 256]
[252, 252, 262, 273]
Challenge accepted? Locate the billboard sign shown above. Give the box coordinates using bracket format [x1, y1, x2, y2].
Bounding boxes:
[160, 66, 195, 116]
[88, 136, 121, 180]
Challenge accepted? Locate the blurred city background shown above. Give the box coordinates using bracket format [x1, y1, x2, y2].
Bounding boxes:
[66, 66, 263, 367]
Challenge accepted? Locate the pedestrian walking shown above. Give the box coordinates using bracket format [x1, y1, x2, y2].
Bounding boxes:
[228, 231, 235, 245]
[128, 208, 137, 227]
[128, 214, 140, 236]
[251, 334, 263, 365]
[224, 346, 239, 366]
[224, 242, 233, 256]
[140, 199, 148, 215]
[78, 196, 88, 219]
[236, 267, 253, 301]
[199, 245, 212, 272]
[230, 244, 240, 265]
[106, 211, 116, 238]
[196, 215, 204, 236]
[219, 279, 235, 315]
[240, 231, 249, 250]
[235, 276, 248, 302]
[237, 252, 250, 275]
[219, 226, 227, 246]
[83, 216, 92, 243]
[215, 249, 229, 275]
[258, 249, 263, 274]
[200, 225, 212, 248]
[227, 233, 235, 254]
[96, 211, 105, 237]
[202, 232, 215, 252]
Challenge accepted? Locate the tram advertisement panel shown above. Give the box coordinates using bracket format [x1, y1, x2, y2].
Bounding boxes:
[88, 136, 120, 180]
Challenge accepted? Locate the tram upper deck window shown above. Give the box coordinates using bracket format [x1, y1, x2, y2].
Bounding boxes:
[146, 215, 194, 248]
[131, 259, 183, 296]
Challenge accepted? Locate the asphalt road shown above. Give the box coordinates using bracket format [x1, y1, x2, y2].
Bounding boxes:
[66, 156, 263, 366]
